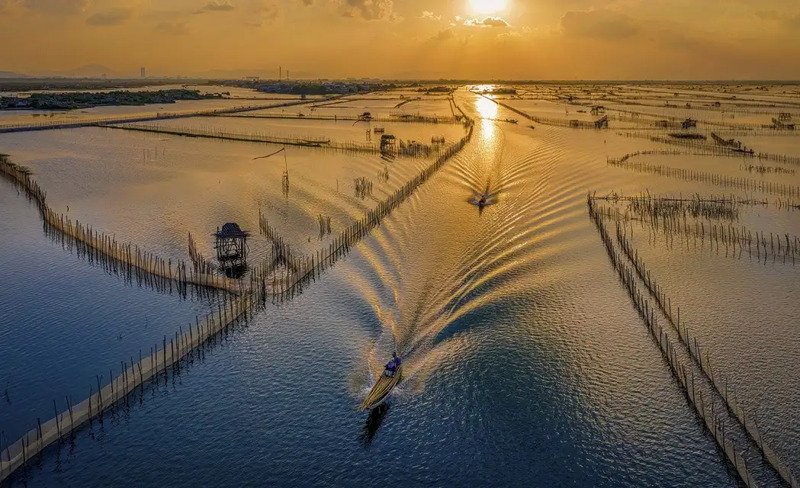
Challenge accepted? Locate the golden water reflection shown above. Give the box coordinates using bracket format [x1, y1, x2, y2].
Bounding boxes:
[475, 93, 499, 119]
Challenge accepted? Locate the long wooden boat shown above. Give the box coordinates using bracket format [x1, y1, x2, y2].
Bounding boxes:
[359, 366, 402, 411]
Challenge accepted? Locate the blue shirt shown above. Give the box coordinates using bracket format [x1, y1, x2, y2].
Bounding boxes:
[386, 357, 401, 371]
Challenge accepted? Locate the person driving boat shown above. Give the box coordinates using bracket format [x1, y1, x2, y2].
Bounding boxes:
[384, 352, 401, 377]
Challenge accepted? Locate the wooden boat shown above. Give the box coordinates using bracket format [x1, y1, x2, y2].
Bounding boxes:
[359, 366, 402, 411]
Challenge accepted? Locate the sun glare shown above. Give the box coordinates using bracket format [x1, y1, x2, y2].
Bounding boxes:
[468, 0, 508, 15]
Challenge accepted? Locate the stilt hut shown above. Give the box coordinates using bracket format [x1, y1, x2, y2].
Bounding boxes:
[380, 134, 397, 154]
[214, 223, 249, 276]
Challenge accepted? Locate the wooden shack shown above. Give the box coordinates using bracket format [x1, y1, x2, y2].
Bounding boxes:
[681, 118, 697, 130]
[214, 222, 249, 276]
[380, 134, 397, 154]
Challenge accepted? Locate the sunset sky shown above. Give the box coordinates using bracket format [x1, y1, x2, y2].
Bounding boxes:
[1, 0, 800, 79]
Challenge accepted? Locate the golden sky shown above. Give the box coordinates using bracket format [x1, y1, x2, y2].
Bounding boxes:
[1, 0, 800, 79]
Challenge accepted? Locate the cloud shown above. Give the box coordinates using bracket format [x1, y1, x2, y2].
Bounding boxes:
[86, 8, 133, 26]
[19, 0, 87, 15]
[464, 16, 509, 27]
[561, 9, 639, 40]
[196, 1, 235, 13]
[245, 1, 280, 27]
[755, 10, 782, 21]
[341, 0, 394, 20]
[421, 11, 440, 20]
[431, 28, 454, 41]
[755, 9, 800, 30]
[155, 21, 189, 35]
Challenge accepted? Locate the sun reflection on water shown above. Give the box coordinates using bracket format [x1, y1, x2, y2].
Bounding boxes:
[475, 94, 499, 119]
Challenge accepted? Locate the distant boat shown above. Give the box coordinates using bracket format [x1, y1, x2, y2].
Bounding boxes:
[359, 365, 402, 411]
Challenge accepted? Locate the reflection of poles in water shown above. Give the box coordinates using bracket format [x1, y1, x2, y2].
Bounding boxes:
[282, 145, 290, 196]
[252, 146, 289, 195]
[354, 176, 373, 199]
[318, 214, 332, 239]
[378, 165, 389, 182]
[361, 403, 389, 446]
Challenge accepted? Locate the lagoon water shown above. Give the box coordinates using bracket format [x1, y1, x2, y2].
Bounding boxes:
[2, 85, 799, 486]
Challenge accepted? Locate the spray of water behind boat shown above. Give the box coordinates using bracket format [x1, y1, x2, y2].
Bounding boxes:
[468, 183, 499, 213]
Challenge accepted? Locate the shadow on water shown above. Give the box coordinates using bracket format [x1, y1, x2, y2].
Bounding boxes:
[222, 264, 248, 279]
[360, 403, 389, 447]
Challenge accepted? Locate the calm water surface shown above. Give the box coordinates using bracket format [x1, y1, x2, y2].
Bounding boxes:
[4, 87, 800, 486]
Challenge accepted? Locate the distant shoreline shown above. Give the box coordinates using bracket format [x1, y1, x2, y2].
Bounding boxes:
[2, 78, 800, 93]
[0, 88, 225, 111]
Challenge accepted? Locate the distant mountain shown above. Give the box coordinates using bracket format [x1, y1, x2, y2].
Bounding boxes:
[190, 68, 319, 80]
[31, 64, 134, 78]
[68, 63, 118, 77]
[0, 71, 29, 78]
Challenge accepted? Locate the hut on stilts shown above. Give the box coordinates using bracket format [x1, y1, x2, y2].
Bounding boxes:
[214, 223, 249, 278]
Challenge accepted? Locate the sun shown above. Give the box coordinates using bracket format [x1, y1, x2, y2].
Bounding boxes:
[468, 0, 508, 15]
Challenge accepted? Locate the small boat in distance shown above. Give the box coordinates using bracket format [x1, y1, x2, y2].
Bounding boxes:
[469, 184, 497, 210]
[359, 355, 402, 411]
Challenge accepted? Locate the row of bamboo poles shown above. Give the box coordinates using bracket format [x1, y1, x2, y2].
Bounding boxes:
[0, 154, 280, 481]
[0, 156, 238, 295]
[0, 283, 269, 483]
[101, 123, 353, 150]
[480, 94, 610, 129]
[609, 149, 797, 177]
[101, 122, 464, 158]
[0, 98, 319, 133]
[607, 156, 800, 198]
[218, 113, 461, 125]
[588, 195, 798, 488]
[188, 232, 216, 276]
[0, 99, 477, 481]
[257, 120, 475, 301]
[611, 105, 800, 133]
[742, 163, 796, 175]
[0, 186, 278, 480]
[491, 94, 799, 137]
[594, 196, 800, 264]
[618, 132, 800, 166]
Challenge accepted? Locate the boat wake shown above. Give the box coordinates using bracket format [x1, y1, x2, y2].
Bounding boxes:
[350, 92, 560, 416]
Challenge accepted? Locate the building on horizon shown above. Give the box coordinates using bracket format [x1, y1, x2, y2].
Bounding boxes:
[140, 67, 146, 78]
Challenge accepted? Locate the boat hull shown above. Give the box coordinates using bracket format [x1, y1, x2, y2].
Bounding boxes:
[359, 366, 402, 411]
